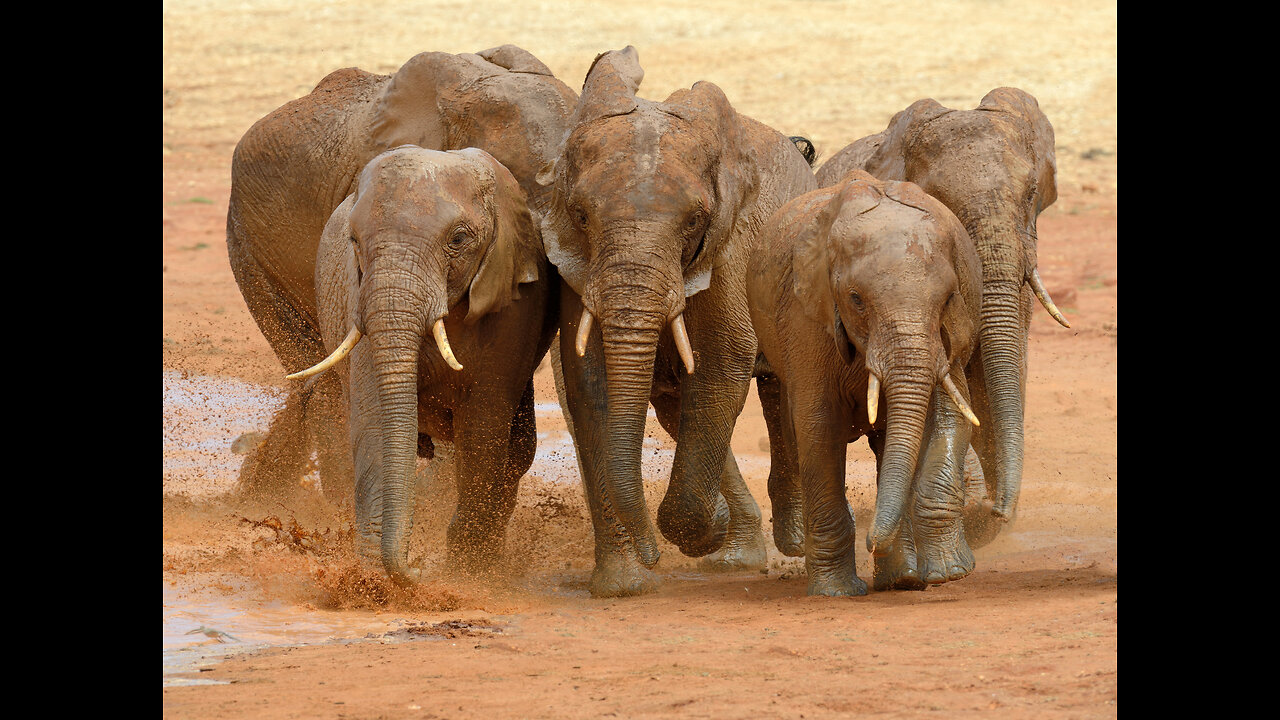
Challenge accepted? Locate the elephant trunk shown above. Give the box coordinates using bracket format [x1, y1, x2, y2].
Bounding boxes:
[976, 276, 1026, 519]
[866, 341, 936, 551]
[966, 205, 1031, 521]
[363, 266, 440, 585]
[598, 301, 666, 568]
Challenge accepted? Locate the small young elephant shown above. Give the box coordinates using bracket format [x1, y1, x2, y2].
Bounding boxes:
[747, 171, 982, 596]
[294, 145, 557, 584]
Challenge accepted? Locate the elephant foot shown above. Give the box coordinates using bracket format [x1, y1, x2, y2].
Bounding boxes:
[917, 532, 975, 585]
[698, 524, 767, 572]
[872, 543, 926, 592]
[806, 572, 868, 597]
[770, 504, 806, 557]
[656, 491, 730, 558]
[961, 499, 1005, 549]
[589, 550, 660, 598]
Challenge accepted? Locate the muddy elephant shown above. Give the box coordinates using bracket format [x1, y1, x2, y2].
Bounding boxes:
[748, 170, 982, 596]
[294, 145, 557, 582]
[538, 46, 818, 597]
[226, 45, 576, 503]
[815, 88, 1065, 547]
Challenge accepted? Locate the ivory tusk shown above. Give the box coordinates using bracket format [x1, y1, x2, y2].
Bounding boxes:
[671, 314, 695, 374]
[286, 326, 361, 381]
[1028, 269, 1071, 328]
[866, 372, 880, 425]
[432, 319, 463, 371]
[575, 306, 594, 357]
[941, 373, 980, 427]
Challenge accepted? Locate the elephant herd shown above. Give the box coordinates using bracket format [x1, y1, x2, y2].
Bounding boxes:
[225, 44, 1066, 598]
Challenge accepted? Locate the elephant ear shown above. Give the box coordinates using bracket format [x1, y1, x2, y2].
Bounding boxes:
[475, 45, 556, 76]
[666, 80, 757, 297]
[452, 149, 544, 324]
[792, 176, 885, 361]
[368, 52, 464, 150]
[573, 46, 643, 125]
[978, 87, 1057, 209]
[932, 197, 981, 367]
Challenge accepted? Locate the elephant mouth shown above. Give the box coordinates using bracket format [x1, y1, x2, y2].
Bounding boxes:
[284, 316, 465, 382]
[573, 304, 695, 375]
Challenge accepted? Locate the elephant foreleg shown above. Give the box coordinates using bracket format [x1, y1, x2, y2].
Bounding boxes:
[307, 371, 355, 506]
[908, 383, 975, 585]
[650, 392, 766, 572]
[960, 358, 1006, 549]
[788, 383, 866, 596]
[756, 372, 804, 557]
[447, 382, 533, 574]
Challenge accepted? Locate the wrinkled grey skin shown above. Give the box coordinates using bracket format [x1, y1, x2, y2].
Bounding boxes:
[539, 47, 817, 597]
[815, 88, 1061, 548]
[226, 45, 576, 504]
[749, 171, 983, 596]
[313, 146, 556, 582]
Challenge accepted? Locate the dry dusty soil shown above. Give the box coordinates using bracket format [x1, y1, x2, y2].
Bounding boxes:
[162, 2, 1117, 717]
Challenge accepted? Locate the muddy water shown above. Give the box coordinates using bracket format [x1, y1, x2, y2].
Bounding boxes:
[161, 371, 717, 685]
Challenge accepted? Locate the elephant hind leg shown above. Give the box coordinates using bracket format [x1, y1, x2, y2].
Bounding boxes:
[757, 373, 805, 557]
[697, 453, 768, 572]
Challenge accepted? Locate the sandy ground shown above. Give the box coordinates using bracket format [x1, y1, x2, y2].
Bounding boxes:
[162, 1, 1116, 717]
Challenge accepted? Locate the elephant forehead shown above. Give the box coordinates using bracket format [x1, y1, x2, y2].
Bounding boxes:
[832, 204, 947, 271]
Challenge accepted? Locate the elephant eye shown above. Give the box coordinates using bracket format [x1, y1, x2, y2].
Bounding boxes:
[449, 227, 472, 247]
[685, 209, 705, 232]
[571, 204, 589, 229]
[849, 290, 864, 309]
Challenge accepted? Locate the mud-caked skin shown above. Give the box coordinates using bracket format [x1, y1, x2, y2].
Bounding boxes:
[226, 45, 577, 505]
[539, 47, 817, 596]
[311, 146, 558, 584]
[747, 171, 983, 596]
[816, 88, 1065, 551]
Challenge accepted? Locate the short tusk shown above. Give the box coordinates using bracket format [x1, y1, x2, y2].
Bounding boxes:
[575, 306, 594, 357]
[866, 371, 880, 425]
[941, 373, 980, 427]
[432, 319, 463, 371]
[286, 326, 361, 380]
[671, 314, 695, 374]
[1028, 269, 1071, 328]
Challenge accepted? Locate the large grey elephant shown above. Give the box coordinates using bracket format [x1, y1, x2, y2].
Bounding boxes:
[815, 88, 1065, 547]
[749, 170, 983, 596]
[226, 45, 577, 503]
[538, 47, 818, 597]
[297, 145, 556, 582]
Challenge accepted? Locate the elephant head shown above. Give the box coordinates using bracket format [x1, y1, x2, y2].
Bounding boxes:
[292, 145, 543, 583]
[816, 87, 1061, 527]
[791, 171, 982, 550]
[537, 47, 765, 561]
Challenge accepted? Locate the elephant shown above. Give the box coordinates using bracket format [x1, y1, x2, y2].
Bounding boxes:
[292, 145, 556, 582]
[814, 88, 1065, 548]
[225, 45, 577, 504]
[747, 170, 983, 596]
[537, 46, 818, 597]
